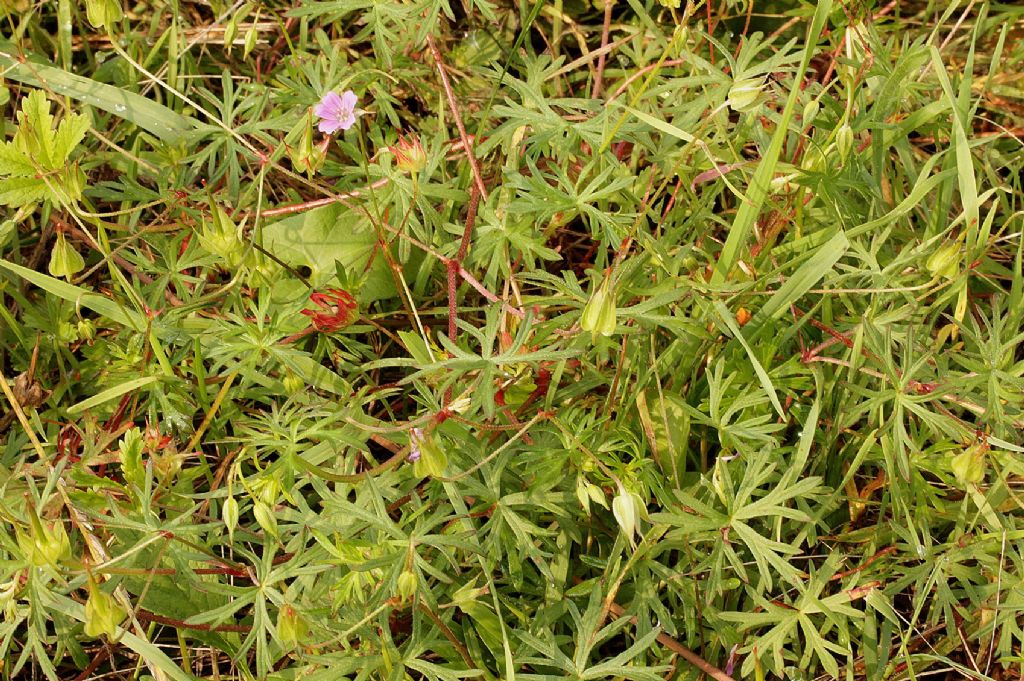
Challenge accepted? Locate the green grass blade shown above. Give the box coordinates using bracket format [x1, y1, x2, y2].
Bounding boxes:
[0, 258, 147, 330]
[66, 376, 159, 415]
[282, 354, 352, 397]
[745, 231, 849, 337]
[620, 104, 697, 144]
[929, 46, 979, 239]
[710, 0, 833, 284]
[773, 155, 953, 258]
[0, 40, 203, 144]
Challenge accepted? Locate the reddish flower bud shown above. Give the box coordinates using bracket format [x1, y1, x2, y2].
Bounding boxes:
[389, 134, 427, 174]
[300, 288, 359, 332]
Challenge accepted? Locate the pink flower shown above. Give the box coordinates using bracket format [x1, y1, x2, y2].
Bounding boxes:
[313, 90, 359, 134]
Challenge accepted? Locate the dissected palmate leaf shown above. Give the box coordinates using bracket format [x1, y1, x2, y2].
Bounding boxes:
[0, 89, 89, 207]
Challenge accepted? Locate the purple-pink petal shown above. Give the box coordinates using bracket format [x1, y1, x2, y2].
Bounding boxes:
[314, 91, 343, 119]
[408, 428, 424, 462]
[317, 118, 344, 134]
[313, 90, 359, 135]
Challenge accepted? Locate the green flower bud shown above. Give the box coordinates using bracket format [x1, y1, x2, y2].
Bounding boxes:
[244, 252, 284, 289]
[61, 165, 87, 204]
[77, 318, 96, 341]
[223, 4, 252, 54]
[951, 443, 986, 488]
[48, 232, 85, 281]
[0, 576, 19, 610]
[576, 478, 607, 513]
[57, 321, 79, 344]
[836, 123, 854, 163]
[197, 206, 243, 267]
[21, 516, 70, 568]
[153, 449, 181, 483]
[243, 8, 261, 60]
[720, 577, 742, 591]
[0, 219, 15, 250]
[84, 582, 124, 639]
[728, 77, 764, 113]
[612, 486, 645, 548]
[801, 145, 827, 174]
[580, 276, 617, 338]
[255, 477, 280, 506]
[845, 23, 868, 66]
[223, 16, 239, 53]
[282, 372, 304, 396]
[222, 495, 239, 540]
[802, 99, 820, 125]
[411, 429, 447, 478]
[926, 239, 961, 280]
[396, 569, 418, 601]
[253, 500, 278, 538]
[575, 476, 590, 514]
[85, 0, 122, 29]
[276, 604, 308, 649]
[289, 115, 326, 178]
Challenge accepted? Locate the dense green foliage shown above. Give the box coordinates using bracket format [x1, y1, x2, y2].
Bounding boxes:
[1, 0, 1023, 679]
